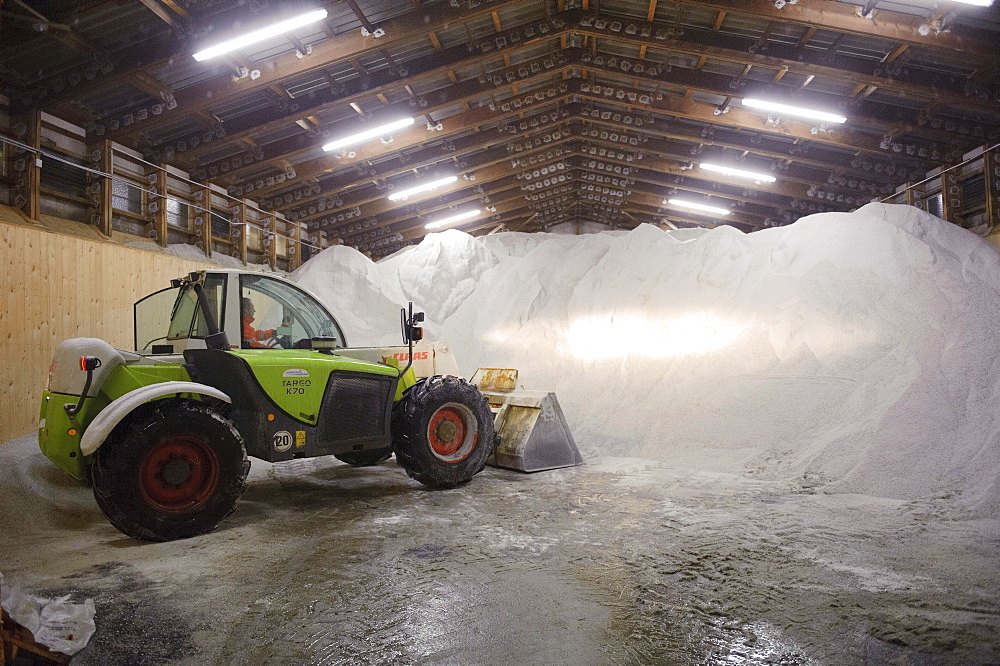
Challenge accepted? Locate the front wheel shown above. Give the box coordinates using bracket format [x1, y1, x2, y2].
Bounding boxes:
[391, 376, 495, 487]
[91, 401, 250, 541]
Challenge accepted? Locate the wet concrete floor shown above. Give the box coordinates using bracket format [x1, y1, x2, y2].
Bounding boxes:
[1, 434, 999, 665]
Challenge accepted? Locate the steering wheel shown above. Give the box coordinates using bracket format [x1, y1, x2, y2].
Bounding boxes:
[261, 331, 293, 349]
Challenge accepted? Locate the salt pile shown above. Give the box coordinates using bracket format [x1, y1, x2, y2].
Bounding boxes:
[295, 204, 1000, 514]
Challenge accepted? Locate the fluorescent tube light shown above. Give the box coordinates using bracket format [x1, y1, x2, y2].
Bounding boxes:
[700, 163, 777, 183]
[322, 117, 415, 152]
[425, 209, 481, 230]
[388, 176, 459, 201]
[741, 98, 847, 124]
[951, 0, 992, 5]
[667, 199, 731, 216]
[193, 9, 328, 61]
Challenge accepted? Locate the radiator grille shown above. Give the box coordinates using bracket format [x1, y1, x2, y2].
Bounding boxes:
[321, 373, 393, 441]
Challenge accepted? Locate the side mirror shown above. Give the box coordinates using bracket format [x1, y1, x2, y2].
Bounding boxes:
[399, 303, 425, 344]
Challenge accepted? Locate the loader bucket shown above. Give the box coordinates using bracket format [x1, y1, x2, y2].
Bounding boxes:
[472, 369, 583, 473]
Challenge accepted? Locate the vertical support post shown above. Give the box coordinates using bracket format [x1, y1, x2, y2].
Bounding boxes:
[302, 229, 325, 264]
[194, 183, 213, 257]
[265, 213, 278, 269]
[85, 138, 114, 236]
[10, 110, 42, 220]
[899, 181, 924, 210]
[318, 230, 328, 251]
[940, 171, 963, 225]
[146, 163, 169, 247]
[985, 146, 1000, 232]
[289, 221, 304, 270]
[230, 199, 248, 266]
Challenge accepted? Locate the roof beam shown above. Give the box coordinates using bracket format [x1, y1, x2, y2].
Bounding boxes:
[577, 114, 904, 190]
[193, 53, 573, 181]
[101, 0, 536, 147]
[233, 90, 576, 198]
[154, 25, 566, 165]
[300, 148, 574, 227]
[263, 122, 580, 216]
[573, 87, 932, 164]
[574, 153, 841, 215]
[288, 128, 580, 223]
[8, 0, 176, 112]
[661, 0, 997, 60]
[575, 14, 998, 112]
[137, 0, 180, 26]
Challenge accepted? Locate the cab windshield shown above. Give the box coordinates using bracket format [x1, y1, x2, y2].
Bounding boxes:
[240, 274, 346, 349]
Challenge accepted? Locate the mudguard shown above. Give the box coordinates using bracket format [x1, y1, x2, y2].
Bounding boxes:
[79, 381, 231, 456]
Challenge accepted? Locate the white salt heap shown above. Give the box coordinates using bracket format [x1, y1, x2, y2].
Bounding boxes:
[295, 204, 1000, 516]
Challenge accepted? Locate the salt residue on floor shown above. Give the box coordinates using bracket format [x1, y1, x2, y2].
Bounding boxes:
[294, 204, 1000, 515]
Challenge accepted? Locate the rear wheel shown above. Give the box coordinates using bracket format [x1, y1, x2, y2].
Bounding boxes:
[335, 449, 393, 467]
[391, 376, 495, 487]
[92, 401, 249, 542]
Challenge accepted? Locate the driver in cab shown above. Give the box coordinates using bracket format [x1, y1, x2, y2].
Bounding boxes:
[241, 296, 276, 348]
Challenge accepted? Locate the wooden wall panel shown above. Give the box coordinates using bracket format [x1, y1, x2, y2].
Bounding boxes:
[0, 219, 216, 443]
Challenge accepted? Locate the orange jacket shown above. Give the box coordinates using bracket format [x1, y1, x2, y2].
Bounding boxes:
[242, 315, 274, 348]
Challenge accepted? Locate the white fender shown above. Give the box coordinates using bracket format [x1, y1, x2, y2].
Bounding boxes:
[79, 381, 231, 456]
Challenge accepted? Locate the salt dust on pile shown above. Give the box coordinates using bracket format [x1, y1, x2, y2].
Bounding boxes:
[295, 203, 1000, 515]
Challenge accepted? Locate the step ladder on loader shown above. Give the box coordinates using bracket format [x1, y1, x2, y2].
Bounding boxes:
[471, 368, 583, 473]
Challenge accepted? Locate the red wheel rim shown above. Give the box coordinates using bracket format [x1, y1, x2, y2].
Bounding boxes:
[427, 403, 478, 462]
[138, 435, 220, 513]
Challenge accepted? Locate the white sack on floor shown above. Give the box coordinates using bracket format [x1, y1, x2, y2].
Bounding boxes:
[294, 204, 1000, 515]
[0, 571, 97, 655]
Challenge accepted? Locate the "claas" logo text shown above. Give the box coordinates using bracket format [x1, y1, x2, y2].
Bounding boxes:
[391, 351, 429, 361]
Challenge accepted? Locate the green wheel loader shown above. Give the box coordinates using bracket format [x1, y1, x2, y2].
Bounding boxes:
[37, 270, 496, 542]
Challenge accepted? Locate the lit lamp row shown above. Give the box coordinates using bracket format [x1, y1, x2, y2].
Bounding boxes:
[189, 8, 479, 231]
[668, 98, 848, 218]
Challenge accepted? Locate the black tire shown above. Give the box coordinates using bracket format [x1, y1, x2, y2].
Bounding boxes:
[91, 400, 250, 542]
[334, 449, 393, 467]
[391, 376, 495, 487]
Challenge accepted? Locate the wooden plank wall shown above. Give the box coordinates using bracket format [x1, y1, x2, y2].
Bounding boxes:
[0, 219, 216, 443]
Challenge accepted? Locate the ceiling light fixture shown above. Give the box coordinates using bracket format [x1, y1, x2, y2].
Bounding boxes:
[387, 176, 459, 201]
[950, 0, 993, 5]
[425, 209, 481, 230]
[741, 98, 847, 124]
[322, 117, 415, 152]
[700, 163, 777, 183]
[193, 9, 329, 61]
[667, 199, 731, 216]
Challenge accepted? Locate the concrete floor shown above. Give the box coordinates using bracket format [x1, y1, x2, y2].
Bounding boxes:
[2, 433, 999, 665]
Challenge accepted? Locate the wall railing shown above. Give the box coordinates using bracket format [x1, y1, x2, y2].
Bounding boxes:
[1, 110, 334, 270]
[879, 142, 1000, 236]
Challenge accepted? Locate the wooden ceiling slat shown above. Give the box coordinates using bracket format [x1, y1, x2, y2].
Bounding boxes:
[663, 0, 997, 60]
[575, 14, 998, 113]
[100, 0, 534, 146]
[574, 85, 926, 163]
[247, 90, 573, 198]
[263, 120, 577, 214]
[301, 150, 573, 227]
[7, 0, 1000, 247]
[164, 24, 565, 165]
